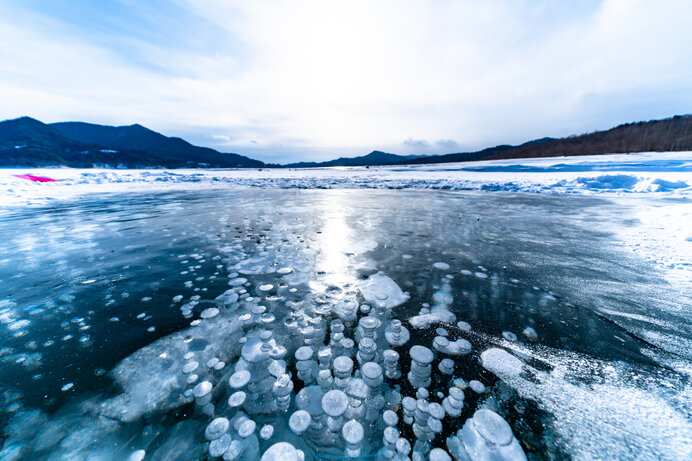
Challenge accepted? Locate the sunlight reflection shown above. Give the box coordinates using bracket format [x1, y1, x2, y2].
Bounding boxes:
[315, 193, 355, 287]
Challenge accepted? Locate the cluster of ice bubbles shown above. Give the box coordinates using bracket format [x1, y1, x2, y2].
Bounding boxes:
[1, 251, 531, 461]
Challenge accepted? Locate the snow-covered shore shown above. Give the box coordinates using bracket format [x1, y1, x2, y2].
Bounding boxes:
[1, 151, 691, 207]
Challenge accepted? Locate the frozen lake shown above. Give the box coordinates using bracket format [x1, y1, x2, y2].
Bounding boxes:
[0, 188, 690, 460]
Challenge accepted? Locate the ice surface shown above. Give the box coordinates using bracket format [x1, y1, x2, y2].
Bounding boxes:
[3, 152, 690, 209]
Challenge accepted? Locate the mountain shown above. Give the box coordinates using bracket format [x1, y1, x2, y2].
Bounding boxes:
[0, 117, 264, 168]
[2, 114, 691, 169]
[399, 115, 692, 165]
[285, 150, 424, 168]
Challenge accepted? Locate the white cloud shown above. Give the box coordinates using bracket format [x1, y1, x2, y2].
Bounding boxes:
[0, 0, 691, 163]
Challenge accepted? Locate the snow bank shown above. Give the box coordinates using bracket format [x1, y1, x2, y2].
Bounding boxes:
[1, 151, 690, 208]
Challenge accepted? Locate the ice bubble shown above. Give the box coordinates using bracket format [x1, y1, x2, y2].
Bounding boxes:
[238, 419, 256, 438]
[229, 370, 252, 389]
[342, 419, 364, 444]
[277, 267, 293, 275]
[289, 410, 312, 435]
[61, 382, 73, 392]
[205, 417, 230, 440]
[259, 284, 274, 292]
[361, 362, 384, 388]
[469, 380, 486, 393]
[182, 361, 199, 374]
[333, 356, 354, 377]
[357, 272, 410, 309]
[461, 409, 527, 461]
[201, 307, 220, 319]
[224, 439, 243, 460]
[475, 272, 488, 279]
[433, 262, 450, 270]
[296, 386, 325, 417]
[396, 438, 411, 456]
[480, 348, 524, 378]
[260, 424, 274, 440]
[410, 345, 434, 364]
[429, 448, 452, 461]
[127, 450, 146, 461]
[439, 358, 455, 374]
[295, 346, 313, 361]
[522, 327, 538, 339]
[209, 433, 232, 457]
[194, 381, 213, 398]
[383, 409, 398, 426]
[322, 390, 349, 417]
[502, 331, 517, 342]
[457, 321, 472, 331]
[260, 442, 301, 461]
[228, 391, 246, 408]
[173, 295, 183, 302]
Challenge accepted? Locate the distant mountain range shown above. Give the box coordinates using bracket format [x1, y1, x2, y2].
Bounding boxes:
[0, 117, 263, 168]
[399, 115, 692, 166]
[284, 150, 424, 168]
[1, 115, 691, 169]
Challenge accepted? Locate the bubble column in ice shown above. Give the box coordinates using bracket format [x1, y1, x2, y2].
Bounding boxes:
[193, 380, 214, 416]
[366, 394, 386, 425]
[342, 420, 364, 457]
[442, 387, 464, 417]
[357, 337, 378, 366]
[361, 362, 384, 398]
[395, 438, 412, 461]
[333, 356, 354, 391]
[355, 316, 381, 342]
[317, 369, 334, 393]
[251, 305, 266, 325]
[330, 320, 345, 356]
[383, 350, 401, 379]
[272, 373, 293, 412]
[382, 410, 400, 459]
[438, 358, 454, 375]
[206, 417, 231, 458]
[317, 346, 332, 370]
[341, 338, 355, 357]
[412, 388, 435, 456]
[402, 396, 417, 425]
[295, 345, 316, 385]
[322, 389, 349, 435]
[385, 319, 410, 347]
[427, 402, 446, 438]
[237, 330, 278, 414]
[408, 345, 433, 389]
[345, 378, 369, 420]
[295, 385, 327, 444]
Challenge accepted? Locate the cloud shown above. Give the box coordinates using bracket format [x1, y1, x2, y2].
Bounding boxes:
[0, 0, 691, 162]
[402, 138, 431, 151]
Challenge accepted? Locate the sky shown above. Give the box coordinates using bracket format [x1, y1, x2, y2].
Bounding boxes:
[1, 0, 691, 163]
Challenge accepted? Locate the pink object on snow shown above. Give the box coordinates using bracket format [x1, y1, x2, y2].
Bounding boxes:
[13, 174, 57, 183]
